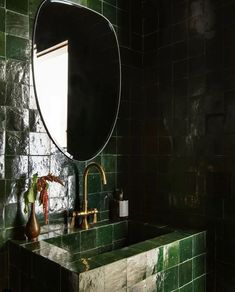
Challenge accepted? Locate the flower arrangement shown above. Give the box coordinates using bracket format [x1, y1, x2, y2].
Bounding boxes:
[24, 173, 64, 224]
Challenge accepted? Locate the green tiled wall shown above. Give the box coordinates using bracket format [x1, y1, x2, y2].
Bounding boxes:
[0, 0, 142, 290]
[130, 0, 235, 290]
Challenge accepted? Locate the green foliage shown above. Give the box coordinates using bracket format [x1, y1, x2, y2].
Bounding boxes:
[24, 173, 38, 214]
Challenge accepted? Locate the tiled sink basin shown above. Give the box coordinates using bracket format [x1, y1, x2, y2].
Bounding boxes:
[9, 221, 207, 292]
[43, 220, 172, 258]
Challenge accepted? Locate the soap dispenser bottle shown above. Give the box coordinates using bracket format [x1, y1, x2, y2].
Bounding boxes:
[118, 189, 128, 218]
[110, 188, 128, 220]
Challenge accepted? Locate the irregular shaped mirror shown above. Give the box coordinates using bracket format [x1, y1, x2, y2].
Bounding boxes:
[32, 0, 121, 161]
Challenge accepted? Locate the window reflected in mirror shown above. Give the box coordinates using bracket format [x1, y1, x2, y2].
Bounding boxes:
[34, 40, 69, 151]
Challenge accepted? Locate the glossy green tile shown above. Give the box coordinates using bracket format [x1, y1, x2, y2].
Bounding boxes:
[193, 232, 205, 256]
[101, 155, 116, 173]
[0, 180, 5, 201]
[5, 155, 28, 179]
[193, 275, 206, 291]
[87, 173, 101, 194]
[104, 259, 127, 291]
[0, 106, 6, 129]
[179, 282, 193, 292]
[0, 8, 5, 32]
[0, 0, 4, 7]
[80, 248, 100, 258]
[6, 108, 29, 131]
[113, 238, 126, 249]
[6, 0, 28, 14]
[0, 81, 6, 105]
[179, 236, 192, 262]
[127, 252, 146, 287]
[179, 260, 192, 287]
[61, 233, 81, 253]
[79, 267, 104, 291]
[6, 11, 29, 39]
[87, 0, 101, 12]
[193, 254, 205, 279]
[0, 32, 5, 57]
[6, 131, 29, 155]
[155, 246, 164, 272]
[131, 240, 158, 252]
[6, 35, 29, 61]
[103, 3, 117, 25]
[97, 225, 112, 246]
[164, 241, 179, 269]
[156, 271, 164, 291]
[45, 236, 62, 246]
[164, 266, 179, 292]
[113, 221, 127, 240]
[146, 246, 163, 277]
[80, 229, 97, 252]
[29, 0, 42, 18]
[6, 59, 29, 84]
[6, 82, 29, 108]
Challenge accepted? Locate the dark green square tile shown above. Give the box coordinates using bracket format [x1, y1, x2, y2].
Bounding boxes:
[155, 246, 164, 272]
[179, 260, 192, 287]
[164, 266, 179, 292]
[193, 232, 205, 256]
[179, 282, 193, 292]
[6, 59, 29, 84]
[81, 229, 97, 252]
[0, 8, 5, 32]
[6, 0, 28, 14]
[97, 225, 112, 246]
[0, 0, 4, 7]
[6, 11, 29, 39]
[180, 236, 192, 262]
[87, 0, 101, 12]
[58, 232, 81, 253]
[164, 241, 179, 269]
[101, 155, 116, 173]
[0, 81, 6, 105]
[0, 106, 6, 129]
[87, 173, 101, 194]
[6, 131, 29, 155]
[5, 155, 28, 179]
[29, 0, 42, 18]
[193, 275, 206, 291]
[156, 271, 164, 291]
[113, 221, 127, 240]
[0, 32, 5, 57]
[193, 254, 205, 279]
[6, 82, 29, 108]
[0, 180, 5, 201]
[88, 193, 101, 211]
[6, 35, 29, 61]
[105, 0, 116, 6]
[45, 236, 62, 246]
[6, 108, 29, 131]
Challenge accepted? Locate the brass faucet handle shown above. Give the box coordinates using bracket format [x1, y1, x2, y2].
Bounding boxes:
[93, 208, 98, 224]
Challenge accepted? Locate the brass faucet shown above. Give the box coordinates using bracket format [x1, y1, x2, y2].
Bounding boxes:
[71, 162, 107, 230]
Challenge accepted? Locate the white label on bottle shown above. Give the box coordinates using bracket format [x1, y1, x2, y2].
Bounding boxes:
[119, 200, 128, 217]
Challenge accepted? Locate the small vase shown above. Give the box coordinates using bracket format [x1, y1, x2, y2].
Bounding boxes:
[25, 203, 40, 241]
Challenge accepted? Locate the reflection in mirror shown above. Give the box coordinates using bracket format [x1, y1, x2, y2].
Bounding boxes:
[33, 0, 121, 161]
[34, 41, 68, 149]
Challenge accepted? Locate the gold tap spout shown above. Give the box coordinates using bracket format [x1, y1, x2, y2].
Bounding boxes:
[81, 162, 107, 229]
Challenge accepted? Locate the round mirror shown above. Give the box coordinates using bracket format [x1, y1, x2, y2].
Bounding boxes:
[32, 0, 121, 161]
